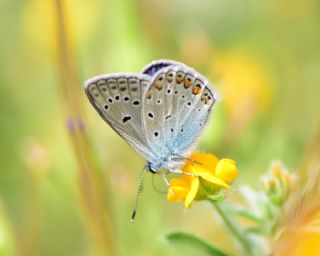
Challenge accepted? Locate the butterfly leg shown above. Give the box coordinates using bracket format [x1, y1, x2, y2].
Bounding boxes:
[162, 173, 170, 186]
[169, 169, 197, 177]
[162, 169, 196, 186]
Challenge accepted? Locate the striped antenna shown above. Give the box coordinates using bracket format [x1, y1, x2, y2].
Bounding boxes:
[130, 166, 147, 223]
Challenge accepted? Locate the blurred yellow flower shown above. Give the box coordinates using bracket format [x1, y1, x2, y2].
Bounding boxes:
[22, 137, 50, 173]
[167, 152, 238, 208]
[22, 0, 99, 54]
[211, 50, 275, 135]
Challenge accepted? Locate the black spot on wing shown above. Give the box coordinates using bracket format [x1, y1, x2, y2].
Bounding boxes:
[122, 116, 132, 123]
[132, 100, 140, 106]
[148, 112, 154, 119]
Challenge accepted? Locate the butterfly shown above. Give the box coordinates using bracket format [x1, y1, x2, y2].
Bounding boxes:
[84, 59, 217, 220]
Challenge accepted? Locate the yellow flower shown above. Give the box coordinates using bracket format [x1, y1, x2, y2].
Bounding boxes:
[167, 152, 238, 208]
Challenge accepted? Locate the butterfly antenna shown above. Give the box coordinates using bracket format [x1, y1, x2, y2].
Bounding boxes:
[131, 166, 147, 223]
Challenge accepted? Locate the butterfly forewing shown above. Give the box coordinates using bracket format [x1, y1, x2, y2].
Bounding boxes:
[142, 64, 216, 159]
[85, 74, 156, 160]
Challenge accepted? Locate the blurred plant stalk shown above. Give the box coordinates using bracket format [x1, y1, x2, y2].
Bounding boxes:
[272, 124, 320, 255]
[53, 1, 114, 255]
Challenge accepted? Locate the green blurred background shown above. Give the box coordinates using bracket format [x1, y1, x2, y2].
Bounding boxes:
[1, 0, 320, 255]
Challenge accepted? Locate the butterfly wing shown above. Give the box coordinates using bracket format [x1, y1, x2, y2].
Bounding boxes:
[141, 59, 187, 76]
[141, 64, 217, 160]
[84, 73, 157, 161]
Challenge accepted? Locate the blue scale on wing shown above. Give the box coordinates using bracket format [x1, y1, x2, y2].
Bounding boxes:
[158, 66, 212, 156]
[171, 86, 216, 155]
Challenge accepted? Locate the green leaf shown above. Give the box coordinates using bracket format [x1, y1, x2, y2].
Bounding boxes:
[244, 226, 269, 235]
[164, 231, 232, 256]
[222, 203, 264, 224]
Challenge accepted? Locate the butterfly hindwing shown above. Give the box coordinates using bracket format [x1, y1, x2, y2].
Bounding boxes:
[84, 74, 157, 160]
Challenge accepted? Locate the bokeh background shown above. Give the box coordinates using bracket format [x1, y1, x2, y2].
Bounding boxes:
[1, 0, 320, 255]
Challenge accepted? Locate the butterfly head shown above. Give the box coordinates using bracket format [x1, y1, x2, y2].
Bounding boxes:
[147, 162, 158, 174]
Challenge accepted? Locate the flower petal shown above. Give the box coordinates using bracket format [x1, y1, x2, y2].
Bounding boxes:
[184, 177, 199, 208]
[170, 178, 190, 187]
[167, 187, 189, 202]
[198, 170, 229, 188]
[215, 158, 238, 183]
[183, 152, 218, 175]
[167, 178, 190, 202]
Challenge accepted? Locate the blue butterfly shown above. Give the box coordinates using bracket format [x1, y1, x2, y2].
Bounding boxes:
[84, 60, 217, 220]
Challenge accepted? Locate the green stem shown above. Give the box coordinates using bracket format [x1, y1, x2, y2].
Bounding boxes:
[212, 202, 254, 256]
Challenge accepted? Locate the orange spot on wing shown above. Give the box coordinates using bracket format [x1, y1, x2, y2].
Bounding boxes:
[155, 82, 163, 90]
[184, 80, 192, 89]
[192, 86, 202, 95]
[176, 77, 183, 83]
